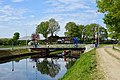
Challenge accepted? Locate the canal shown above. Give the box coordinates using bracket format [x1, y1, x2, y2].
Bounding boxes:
[0, 54, 76, 80]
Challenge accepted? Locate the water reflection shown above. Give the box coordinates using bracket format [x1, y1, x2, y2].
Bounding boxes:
[12, 61, 14, 71]
[65, 58, 76, 69]
[0, 55, 77, 80]
[35, 58, 60, 78]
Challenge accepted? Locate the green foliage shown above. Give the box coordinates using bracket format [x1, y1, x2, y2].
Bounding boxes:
[85, 24, 97, 39]
[85, 23, 108, 42]
[12, 32, 20, 45]
[36, 18, 60, 40]
[60, 49, 103, 80]
[48, 18, 60, 36]
[0, 38, 12, 45]
[37, 58, 60, 78]
[65, 22, 77, 37]
[65, 22, 84, 39]
[99, 26, 108, 41]
[97, 0, 120, 40]
[65, 22, 108, 43]
[0, 38, 30, 46]
[13, 32, 20, 41]
[18, 40, 30, 45]
[36, 21, 49, 38]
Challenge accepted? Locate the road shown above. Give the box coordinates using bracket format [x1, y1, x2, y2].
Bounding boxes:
[0, 46, 31, 50]
[96, 45, 120, 80]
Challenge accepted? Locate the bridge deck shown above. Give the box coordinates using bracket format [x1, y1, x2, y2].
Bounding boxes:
[30, 47, 86, 51]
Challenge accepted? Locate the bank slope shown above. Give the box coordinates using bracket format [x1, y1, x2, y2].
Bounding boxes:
[60, 49, 104, 80]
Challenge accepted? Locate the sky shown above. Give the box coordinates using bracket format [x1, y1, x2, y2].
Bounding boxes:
[0, 0, 105, 38]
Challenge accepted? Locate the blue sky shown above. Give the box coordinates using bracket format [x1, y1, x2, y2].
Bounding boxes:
[0, 0, 105, 38]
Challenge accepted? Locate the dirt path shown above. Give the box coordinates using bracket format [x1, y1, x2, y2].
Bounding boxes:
[96, 46, 120, 80]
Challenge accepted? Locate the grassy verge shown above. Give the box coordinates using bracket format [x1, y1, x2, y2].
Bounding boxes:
[0, 49, 29, 57]
[113, 47, 120, 52]
[60, 49, 103, 80]
[116, 43, 120, 46]
[98, 44, 110, 48]
[0, 49, 37, 60]
[0, 45, 26, 48]
[50, 50, 63, 55]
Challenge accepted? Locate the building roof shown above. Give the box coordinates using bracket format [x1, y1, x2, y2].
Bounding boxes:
[19, 36, 31, 40]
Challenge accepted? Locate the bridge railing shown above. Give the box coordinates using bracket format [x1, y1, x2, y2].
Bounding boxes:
[37, 44, 86, 48]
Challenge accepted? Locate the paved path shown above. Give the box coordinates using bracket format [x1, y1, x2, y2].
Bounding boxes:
[96, 45, 120, 80]
[0, 46, 30, 50]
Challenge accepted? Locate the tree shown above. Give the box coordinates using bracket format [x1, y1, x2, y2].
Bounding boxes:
[36, 58, 60, 78]
[13, 32, 20, 41]
[65, 22, 83, 38]
[84, 23, 108, 43]
[12, 32, 20, 45]
[36, 21, 49, 39]
[84, 23, 97, 41]
[65, 22, 77, 37]
[48, 18, 60, 36]
[97, 0, 120, 40]
[99, 27, 108, 41]
[78, 25, 85, 40]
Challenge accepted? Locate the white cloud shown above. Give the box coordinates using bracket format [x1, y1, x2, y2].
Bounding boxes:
[0, 5, 27, 21]
[90, 0, 96, 3]
[44, 0, 104, 27]
[45, 0, 90, 13]
[0, 0, 105, 38]
[12, 0, 25, 2]
[85, 9, 97, 13]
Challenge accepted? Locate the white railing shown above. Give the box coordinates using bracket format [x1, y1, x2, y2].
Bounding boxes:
[37, 44, 86, 48]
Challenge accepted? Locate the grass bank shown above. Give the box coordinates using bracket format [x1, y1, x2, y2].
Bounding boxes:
[60, 49, 104, 80]
[98, 44, 110, 48]
[0, 49, 39, 60]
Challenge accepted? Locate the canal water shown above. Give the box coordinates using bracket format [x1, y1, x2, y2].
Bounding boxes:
[0, 55, 76, 80]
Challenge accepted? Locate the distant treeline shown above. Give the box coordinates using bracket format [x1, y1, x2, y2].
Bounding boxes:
[0, 38, 29, 46]
[0, 38, 118, 46]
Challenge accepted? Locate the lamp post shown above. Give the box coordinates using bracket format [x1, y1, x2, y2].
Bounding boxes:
[12, 39, 14, 50]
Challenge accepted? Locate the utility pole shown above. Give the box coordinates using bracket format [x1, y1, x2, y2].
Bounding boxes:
[97, 26, 99, 47]
[12, 40, 14, 50]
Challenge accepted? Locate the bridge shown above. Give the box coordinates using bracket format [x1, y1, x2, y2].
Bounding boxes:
[30, 47, 86, 56]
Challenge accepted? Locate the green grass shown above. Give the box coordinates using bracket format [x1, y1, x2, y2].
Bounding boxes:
[50, 50, 63, 54]
[98, 44, 110, 48]
[0, 45, 26, 48]
[0, 49, 30, 58]
[113, 47, 120, 52]
[116, 43, 120, 46]
[60, 49, 104, 80]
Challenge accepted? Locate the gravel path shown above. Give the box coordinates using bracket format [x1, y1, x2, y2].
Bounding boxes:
[97, 46, 120, 80]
